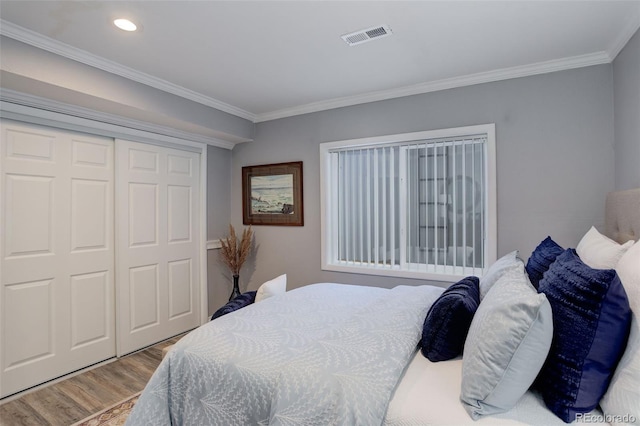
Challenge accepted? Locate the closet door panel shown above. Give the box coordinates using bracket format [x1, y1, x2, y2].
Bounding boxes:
[162, 148, 200, 335]
[0, 122, 115, 398]
[71, 138, 111, 169]
[5, 127, 56, 164]
[71, 179, 109, 250]
[129, 182, 159, 247]
[1, 124, 67, 398]
[116, 140, 200, 356]
[129, 264, 161, 331]
[4, 174, 54, 258]
[168, 184, 192, 243]
[66, 135, 115, 365]
[168, 258, 193, 319]
[70, 271, 111, 348]
[4, 279, 54, 367]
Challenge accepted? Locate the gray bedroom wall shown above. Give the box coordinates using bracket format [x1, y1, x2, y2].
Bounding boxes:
[0, 36, 254, 143]
[206, 145, 233, 315]
[227, 64, 615, 302]
[613, 29, 640, 190]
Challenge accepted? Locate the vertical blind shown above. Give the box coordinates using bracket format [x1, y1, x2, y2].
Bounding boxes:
[329, 135, 487, 277]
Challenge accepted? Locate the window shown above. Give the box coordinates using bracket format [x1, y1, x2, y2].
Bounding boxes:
[320, 124, 496, 282]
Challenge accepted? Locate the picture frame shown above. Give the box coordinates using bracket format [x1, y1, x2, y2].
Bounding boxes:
[242, 161, 304, 226]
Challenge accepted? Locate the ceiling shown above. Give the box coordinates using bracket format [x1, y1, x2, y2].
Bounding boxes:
[1, 1, 639, 123]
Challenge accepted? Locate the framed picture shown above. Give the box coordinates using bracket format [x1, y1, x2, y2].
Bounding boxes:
[242, 161, 304, 226]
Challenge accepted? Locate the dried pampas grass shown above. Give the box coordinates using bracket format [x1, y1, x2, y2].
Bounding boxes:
[220, 224, 253, 275]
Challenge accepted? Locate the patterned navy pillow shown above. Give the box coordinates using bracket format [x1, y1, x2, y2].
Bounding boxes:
[420, 276, 480, 362]
[211, 291, 257, 320]
[526, 236, 564, 288]
[535, 249, 632, 423]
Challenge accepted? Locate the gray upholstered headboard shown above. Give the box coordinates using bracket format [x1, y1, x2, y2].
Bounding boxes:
[605, 188, 640, 244]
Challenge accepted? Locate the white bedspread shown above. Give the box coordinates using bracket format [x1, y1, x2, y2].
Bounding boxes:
[126, 283, 443, 426]
[384, 352, 610, 426]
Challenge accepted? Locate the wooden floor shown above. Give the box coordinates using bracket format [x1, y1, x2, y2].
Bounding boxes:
[0, 335, 183, 426]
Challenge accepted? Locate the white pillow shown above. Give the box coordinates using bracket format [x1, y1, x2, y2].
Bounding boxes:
[479, 250, 522, 300]
[255, 274, 287, 302]
[576, 226, 634, 269]
[600, 240, 639, 425]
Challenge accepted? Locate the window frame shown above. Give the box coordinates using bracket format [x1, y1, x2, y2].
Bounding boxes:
[319, 124, 497, 283]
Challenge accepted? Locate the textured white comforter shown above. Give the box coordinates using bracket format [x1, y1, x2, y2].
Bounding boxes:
[126, 283, 443, 426]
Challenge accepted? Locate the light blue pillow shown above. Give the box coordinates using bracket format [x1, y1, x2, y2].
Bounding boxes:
[479, 250, 522, 300]
[461, 263, 553, 419]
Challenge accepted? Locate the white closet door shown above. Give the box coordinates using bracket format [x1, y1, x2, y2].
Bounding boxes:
[0, 121, 115, 398]
[116, 140, 200, 356]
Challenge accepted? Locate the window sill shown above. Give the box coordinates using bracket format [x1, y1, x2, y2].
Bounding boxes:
[322, 261, 484, 283]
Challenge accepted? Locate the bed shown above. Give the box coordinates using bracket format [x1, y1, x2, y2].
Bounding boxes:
[127, 188, 639, 426]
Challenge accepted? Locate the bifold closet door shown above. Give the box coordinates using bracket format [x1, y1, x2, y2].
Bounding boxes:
[0, 121, 115, 398]
[116, 140, 200, 356]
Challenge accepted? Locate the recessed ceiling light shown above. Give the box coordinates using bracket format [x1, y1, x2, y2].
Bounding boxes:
[114, 18, 137, 32]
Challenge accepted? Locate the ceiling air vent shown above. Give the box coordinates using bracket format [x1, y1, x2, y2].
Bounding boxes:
[341, 25, 392, 46]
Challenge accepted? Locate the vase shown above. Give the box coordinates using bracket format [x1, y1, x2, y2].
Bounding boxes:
[229, 274, 241, 301]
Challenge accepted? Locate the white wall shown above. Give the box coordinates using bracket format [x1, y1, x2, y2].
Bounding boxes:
[229, 65, 616, 300]
[613, 29, 640, 190]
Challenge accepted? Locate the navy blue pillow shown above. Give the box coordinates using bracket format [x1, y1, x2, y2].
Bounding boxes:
[535, 249, 631, 423]
[526, 236, 564, 288]
[211, 291, 257, 320]
[420, 276, 480, 362]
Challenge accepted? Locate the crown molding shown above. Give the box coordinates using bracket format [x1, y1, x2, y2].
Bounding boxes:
[0, 88, 238, 150]
[607, 11, 640, 60]
[2, 17, 634, 125]
[0, 20, 257, 122]
[254, 51, 611, 122]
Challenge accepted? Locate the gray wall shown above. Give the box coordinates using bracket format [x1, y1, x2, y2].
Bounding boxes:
[613, 29, 640, 190]
[4, 30, 627, 313]
[229, 64, 615, 299]
[0, 36, 254, 143]
[206, 145, 234, 315]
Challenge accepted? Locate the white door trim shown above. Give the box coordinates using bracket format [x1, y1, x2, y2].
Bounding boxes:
[199, 147, 209, 324]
